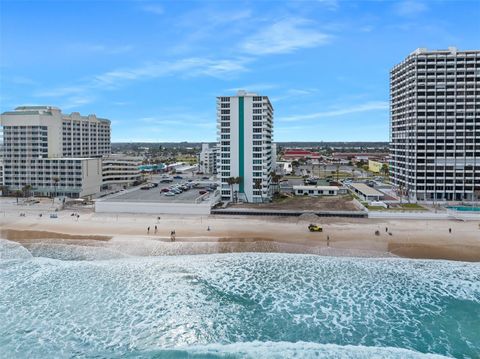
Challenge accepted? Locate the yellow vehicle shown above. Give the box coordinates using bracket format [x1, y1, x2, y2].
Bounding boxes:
[308, 224, 323, 232]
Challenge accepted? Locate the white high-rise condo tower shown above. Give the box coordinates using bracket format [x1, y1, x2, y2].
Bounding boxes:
[0, 106, 111, 198]
[217, 90, 274, 203]
[390, 48, 480, 202]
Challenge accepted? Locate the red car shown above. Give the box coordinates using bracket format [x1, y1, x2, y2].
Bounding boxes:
[161, 188, 169, 192]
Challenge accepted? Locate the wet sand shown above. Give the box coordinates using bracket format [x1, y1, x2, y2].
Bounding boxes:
[1, 212, 479, 261]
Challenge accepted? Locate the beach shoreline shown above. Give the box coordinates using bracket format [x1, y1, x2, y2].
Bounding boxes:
[1, 211, 479, 261]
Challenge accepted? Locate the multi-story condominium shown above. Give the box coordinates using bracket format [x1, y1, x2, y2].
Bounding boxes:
[217, 90, 274, 203]
[102, 154, 142, 190]
[198, 143, 218, 175]
[0, 106, 111, 198]
[390, 47, 479, 202]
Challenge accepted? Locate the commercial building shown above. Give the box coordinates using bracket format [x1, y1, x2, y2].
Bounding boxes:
[102, 154, 142, 190]
[0, 106, 110, 198]
[217, 90, 274, 203]
[390, 47, 479, 201]
[349, 183, 384, 202]
[276, 161, 293, 175]
[282, 149, 321, 161]
[293, 185, 340, 197]
[199, 143, 218, 174]
[368, 160, 386, 173]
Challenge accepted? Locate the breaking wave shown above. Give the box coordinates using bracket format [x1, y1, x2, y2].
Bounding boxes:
[0, 247, 478, 358]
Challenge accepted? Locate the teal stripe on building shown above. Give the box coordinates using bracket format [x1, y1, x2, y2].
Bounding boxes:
[238, 96, 244, 193]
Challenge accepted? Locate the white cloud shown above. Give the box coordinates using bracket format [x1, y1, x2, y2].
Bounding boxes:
[394, 0, 428, 17]
[241, 18, 330, 55]
[35, 86, 85, 98]
[34, 56, 250, 107]
[316, 0, 339, 10]
[141, 4, 164, 15]
[279, 101, 388, 122]
[270, 88, 317, 102]
[94, 57, 250, 88]
[60, 96, 96, 110]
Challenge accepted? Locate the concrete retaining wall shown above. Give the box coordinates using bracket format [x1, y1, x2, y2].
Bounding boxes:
[368, 211, 480, 221]
[95, 201, 211, 215]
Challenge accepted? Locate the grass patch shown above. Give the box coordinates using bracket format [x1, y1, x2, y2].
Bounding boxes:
[398, 203, 427, 210]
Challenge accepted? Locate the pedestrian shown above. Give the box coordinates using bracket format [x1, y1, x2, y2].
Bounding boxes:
[147, 226, 150, 234]
[207, 226, 210, 231]
[327, 235, 330, 247]
[449, 228, 452, 234]
[385, 227, 388, 232]
[155, 225, 157, 234]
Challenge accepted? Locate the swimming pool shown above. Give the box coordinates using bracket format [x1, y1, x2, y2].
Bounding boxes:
[447, 206, 480, 212]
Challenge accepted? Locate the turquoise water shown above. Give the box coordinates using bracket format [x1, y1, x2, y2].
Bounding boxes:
[1, 239, 479, 359]
[447, 206, 480, 212]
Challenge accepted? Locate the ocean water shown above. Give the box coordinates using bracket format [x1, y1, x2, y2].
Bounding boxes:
[0, 239, 479, 359]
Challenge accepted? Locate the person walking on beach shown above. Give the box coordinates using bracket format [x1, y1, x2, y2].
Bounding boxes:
[449, 228, 452, 234]
[207, 226, 210, 231]
[155, 225, 157, 234]
[147, 226, 150, 234]
[385, 227, 388, 232]
[327, 236, 330, 247]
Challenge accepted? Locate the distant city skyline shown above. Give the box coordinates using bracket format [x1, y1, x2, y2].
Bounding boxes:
[1, 0, 479, 142]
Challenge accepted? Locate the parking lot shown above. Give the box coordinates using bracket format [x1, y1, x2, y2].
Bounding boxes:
[103, 176, 217, 203]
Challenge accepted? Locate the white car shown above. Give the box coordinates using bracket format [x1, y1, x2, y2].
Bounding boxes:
[165, 192, 175, 196]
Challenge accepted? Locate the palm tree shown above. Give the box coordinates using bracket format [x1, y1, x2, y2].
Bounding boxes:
[52, 177, 60, 202]
[227, 177, 236, 202]
[291, 160, 300, 176]
[270, 171, 281, 195]
[22, 184, 32, 198]
[0, 185, 8, 197]
[234, 177, 242, 202]
[14, 190, 23, 204]
[381, 163, 389, 179]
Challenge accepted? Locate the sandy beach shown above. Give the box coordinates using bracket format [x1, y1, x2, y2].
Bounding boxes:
[1, 209, 480, 261]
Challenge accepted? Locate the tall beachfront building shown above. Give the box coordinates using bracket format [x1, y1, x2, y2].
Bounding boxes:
[390, 48, 480, 202]
[199, 143, 219, 175]
[217, 90, 274, 203]
[0, 106, 111, 198]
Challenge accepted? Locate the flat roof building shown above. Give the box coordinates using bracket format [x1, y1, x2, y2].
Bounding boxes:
[349, 183, 384, 202]
[217, 90, 274, 203]
[102, 154, 142, 190]
[293, 185, 340, 197]
[390, 48, 480, 202]
[0, 106, 110, 198]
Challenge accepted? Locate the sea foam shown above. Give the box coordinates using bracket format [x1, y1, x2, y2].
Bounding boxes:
[0, 252, 478, 358]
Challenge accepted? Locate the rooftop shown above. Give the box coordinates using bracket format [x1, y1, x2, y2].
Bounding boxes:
[350, 183, 384, 197]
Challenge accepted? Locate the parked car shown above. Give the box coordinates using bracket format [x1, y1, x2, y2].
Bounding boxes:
[161, 188, 170, 192]
[202, 176, 210, 180]
[199, 190, 207, 195]
[165, 192, 175, 196]
[173, 175, 183, 179]
[140, 185, 151, 190]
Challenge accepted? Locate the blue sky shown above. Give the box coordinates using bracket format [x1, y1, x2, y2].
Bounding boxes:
[1, 0, 479, 142]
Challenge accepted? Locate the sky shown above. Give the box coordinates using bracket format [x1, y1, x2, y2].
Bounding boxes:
[1, 0, 479, 142]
